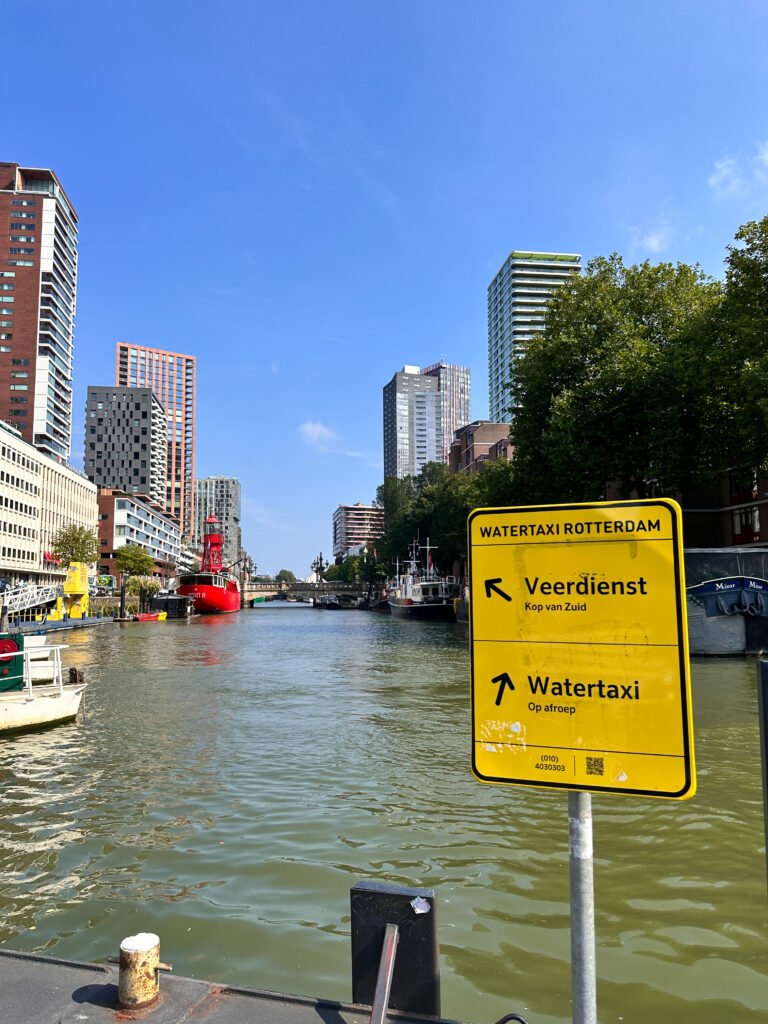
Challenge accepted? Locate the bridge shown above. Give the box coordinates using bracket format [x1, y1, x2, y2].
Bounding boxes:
[242, 581, 370, 602]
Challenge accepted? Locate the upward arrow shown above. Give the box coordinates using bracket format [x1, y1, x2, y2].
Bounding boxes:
[491, 672, 515, 706]
[485, 578, 512, 602]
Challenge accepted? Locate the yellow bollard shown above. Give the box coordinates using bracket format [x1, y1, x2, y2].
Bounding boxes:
[118, 932, 161, 1008]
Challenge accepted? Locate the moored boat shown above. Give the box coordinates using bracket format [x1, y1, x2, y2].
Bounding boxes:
[177, 515, 241, 614]
[0, 634, 85, 734]
[388, 540, 460, 622]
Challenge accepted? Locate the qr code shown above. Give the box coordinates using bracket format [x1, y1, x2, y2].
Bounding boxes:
[586, 757, 604, 776]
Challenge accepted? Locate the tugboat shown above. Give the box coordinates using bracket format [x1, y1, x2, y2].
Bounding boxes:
[176, 515, 241, 614]
[388, 539, 460, 621]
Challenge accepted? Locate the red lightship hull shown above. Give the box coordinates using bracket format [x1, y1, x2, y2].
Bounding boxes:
[176, 574, 241, 614]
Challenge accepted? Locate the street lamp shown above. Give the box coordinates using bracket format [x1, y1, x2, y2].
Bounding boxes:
[311, 552, 329, 583]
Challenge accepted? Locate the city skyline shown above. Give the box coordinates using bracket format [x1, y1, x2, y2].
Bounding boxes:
[4, 2, 768, 574]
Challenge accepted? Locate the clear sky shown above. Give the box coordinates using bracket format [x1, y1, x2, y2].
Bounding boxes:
[5, 1, 768, 576]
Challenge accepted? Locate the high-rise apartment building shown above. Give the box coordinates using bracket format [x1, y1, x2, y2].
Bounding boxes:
[194, 476, 241, 568]
[488, 251, 581, 422]
[0, 163, 79, 460]
[332, 503, 385, 560]
[423, 361, 471, 462]
[383, 366, 441, 479]
[84, 386, 167, 504]
[116, 343, 196, 539]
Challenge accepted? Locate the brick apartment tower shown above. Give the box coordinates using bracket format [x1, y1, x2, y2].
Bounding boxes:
[116, 343, 196, 540]
[0, 163, 78, 460]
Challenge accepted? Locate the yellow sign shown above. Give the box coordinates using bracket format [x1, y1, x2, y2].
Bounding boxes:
[468, 499, 695, 799]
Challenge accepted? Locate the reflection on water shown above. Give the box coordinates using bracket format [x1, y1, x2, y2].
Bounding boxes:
[0, 613, 765, 1023]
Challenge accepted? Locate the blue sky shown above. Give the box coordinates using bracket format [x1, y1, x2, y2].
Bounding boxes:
[5, 1, 768, 576]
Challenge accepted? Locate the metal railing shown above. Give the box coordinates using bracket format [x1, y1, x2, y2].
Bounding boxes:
[1, 583, 62, 614]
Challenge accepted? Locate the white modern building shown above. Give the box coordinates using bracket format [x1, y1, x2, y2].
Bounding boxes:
[0, 419, 98, 585]
[194, 476, 241, 569]
[488, 251, 581, 422]
[96, 489, 181, 580]
[332, 503, 385, 561]
[423, 361, 471, 463]
[383, 365, 442, 479]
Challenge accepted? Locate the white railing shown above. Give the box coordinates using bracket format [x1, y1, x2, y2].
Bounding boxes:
[2, 584, 62, 614]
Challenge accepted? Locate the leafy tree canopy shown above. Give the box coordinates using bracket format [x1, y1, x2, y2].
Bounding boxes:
[509, 254, 724, 501]
[114, 545, 156, 578]
[126, 576, 162, 596]
[275, 568, 297, 584]
[51, 524, 100, 566]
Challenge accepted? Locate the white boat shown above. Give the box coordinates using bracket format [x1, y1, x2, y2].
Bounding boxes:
[0, 642, 86, 734]
[388, 539, 461, 622]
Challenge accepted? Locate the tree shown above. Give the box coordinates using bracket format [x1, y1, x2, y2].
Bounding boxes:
[509, 254, 724, 503]
[50, 524, 100, 566]
[275, 568, 297, 584]
[126, 576, 162, 596]
[717, 216, 768, 482]
[114, 545, 155, 578]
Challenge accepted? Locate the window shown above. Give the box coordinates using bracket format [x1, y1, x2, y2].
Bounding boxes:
[11, 199, 37, 206]
[11, 359, 28, 366]
[9, 236, 35, 243]
[8, 249, 34, 255]
[7, 261, 33, 267]
[10, 384, 28, 390]
[10, 372, 28, 378]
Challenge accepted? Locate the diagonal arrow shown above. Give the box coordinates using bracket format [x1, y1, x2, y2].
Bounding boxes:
[485, 577, 512, 602]
[491, 672, 515, 706]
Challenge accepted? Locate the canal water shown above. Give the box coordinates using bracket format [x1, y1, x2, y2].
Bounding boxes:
[0, 609, 765, 1024]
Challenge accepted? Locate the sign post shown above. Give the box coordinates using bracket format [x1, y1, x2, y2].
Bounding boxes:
[468, 499, 695, 1022]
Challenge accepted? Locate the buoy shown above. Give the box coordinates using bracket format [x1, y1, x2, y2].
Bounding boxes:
[118, 932, 161, 1008]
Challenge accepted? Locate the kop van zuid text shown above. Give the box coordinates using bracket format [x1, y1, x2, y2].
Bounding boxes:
[477, 517, 662, 540]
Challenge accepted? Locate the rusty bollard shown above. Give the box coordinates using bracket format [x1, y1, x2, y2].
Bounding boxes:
[118, 932, 162, 1008]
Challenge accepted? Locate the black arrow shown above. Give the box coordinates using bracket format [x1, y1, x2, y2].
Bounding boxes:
[491, 672, 515, 706]
[485, 578, 512, 602]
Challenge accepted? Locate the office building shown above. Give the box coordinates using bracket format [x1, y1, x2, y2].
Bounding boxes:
[488, 251, 581, 422]
[0, 420, 98, 586]
[84, 386, 167, 504]
[116, 343, 196, 539]
[332, 503, 385, 561]
[423, 361, 471, 463]
[194, 476, 241, 569]
[383, 365, 442, 479]
[96, 489, 181, 581]
[0, 163, 79, 460]
[449, 421, 513, 473]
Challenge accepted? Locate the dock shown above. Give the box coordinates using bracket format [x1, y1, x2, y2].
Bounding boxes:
[0, 883, 495, 1024]
[0, 948, 461, 1024]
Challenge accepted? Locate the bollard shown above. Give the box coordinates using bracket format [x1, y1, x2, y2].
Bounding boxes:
[118, 932, 161, 1008]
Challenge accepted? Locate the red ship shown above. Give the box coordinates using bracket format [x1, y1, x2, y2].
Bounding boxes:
[176, 514, 241, 614]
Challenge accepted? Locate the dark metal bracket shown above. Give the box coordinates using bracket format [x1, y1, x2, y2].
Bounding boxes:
[351, 880, 440, 1020]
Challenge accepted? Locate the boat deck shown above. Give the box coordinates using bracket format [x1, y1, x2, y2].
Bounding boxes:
[0, 949, 460, 1024]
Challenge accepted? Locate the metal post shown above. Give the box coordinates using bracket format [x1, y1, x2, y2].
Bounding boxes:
[568, 790, 597, 1024]
[369, 923, 399, 1024]
[757, 661, 768, 896]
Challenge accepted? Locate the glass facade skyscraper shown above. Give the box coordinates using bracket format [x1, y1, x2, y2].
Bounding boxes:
[488, 251, 581, 422]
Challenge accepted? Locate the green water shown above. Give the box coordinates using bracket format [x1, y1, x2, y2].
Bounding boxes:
[0, 610, 765, 1023]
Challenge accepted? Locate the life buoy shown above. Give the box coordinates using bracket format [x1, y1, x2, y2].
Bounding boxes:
[0, 637, 20, 662]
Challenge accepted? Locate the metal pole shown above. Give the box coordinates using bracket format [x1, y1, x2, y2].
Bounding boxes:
[369, 922, 399, 1024]
[568, 790, 597, 1024]
[757, 661, 768, 897]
